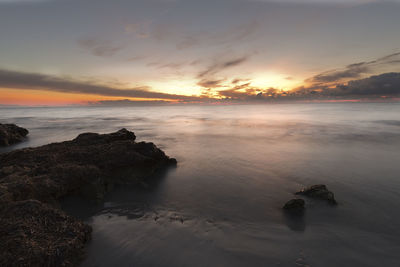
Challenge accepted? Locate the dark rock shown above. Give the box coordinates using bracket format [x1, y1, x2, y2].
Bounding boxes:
[168, 157, 178, 165]
[295, 184, 337, 205]
[0, 129, 176, 265]
[0, 200, 91, 267]
[283, 198, 305, 211]
[0, 124, 29, 146]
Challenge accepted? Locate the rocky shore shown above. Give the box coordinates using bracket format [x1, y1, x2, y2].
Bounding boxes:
[0, 123, 29, 146]
[0, 128, 176, 266]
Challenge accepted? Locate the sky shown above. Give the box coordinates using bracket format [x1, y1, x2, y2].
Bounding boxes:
[1, 0, 400, 105]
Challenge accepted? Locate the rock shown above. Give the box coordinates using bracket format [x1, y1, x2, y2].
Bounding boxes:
[0, 200, 91, 267]
[295, 184, 337, 205]
[0, 128, 176, 265]
[0, 123, 29, 146]
[283, 198, 305, 211]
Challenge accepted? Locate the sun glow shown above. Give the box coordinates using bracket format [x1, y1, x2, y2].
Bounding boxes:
[250, 73, 299, 90]
[147, 79, 204, 97]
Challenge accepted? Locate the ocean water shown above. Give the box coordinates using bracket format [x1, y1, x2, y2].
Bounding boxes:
[1, 103, 400, 267]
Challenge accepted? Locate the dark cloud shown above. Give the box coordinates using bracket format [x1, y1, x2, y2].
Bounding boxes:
[78, 38, 123, 57]
[83, 71, 400, 104]
[217, 81, 284, 100]
[298, 52, 400, 100]
[231, 79, 242, 84]
[215, 72, 400, 102]
[145, 59, 201, 70]
[0, 69, 202, 101]
[197, 79, 224, 88]
[218, 88, 258, 99]
[309, 64, 369, 83]
[147, 61, 187, 69]
[293, 72, 400, 99]
[377, 52, 400, 62]
[197, 56, 249, 78]
[307, 51, 400, 85]
[335, 72, 400, 96]
[223, 57, 249, 68]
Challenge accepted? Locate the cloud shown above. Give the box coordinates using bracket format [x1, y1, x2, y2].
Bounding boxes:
[212, 21, 259, 45]
[0, 69, 202, 101]
[176, 36, 199, 50]
[126, 55, 147, 62]
[377, 52, 400, 61]
[309, 64, 369, 83]
[231, 79, 242, 84]
[295, 51, 400, 100]
[213, 71, 400, 102]
[197, 56, 249, 78]
[335, 72, 400, 96]
[124, 22, 151, 39]
[147, 61, 187, 69]
[307, 51, 400, 85]
[143, 19, 258, 51]
[218, 88, 257, 99]
[293, 72, 400, 99]
[211, 79, 285, 100]
[78, 38, 123, 57]
[197, 79, 225, 88]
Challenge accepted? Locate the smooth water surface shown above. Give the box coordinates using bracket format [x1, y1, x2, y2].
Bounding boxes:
[1, 103, 400, 267]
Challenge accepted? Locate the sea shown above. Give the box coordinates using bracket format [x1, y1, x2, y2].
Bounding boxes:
[1, 103, 400, 267]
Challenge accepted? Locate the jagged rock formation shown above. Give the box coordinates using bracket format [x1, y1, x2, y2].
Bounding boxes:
[0, 128, 176, 266]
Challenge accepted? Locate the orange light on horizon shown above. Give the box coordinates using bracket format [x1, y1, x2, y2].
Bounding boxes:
[0, 88, 177, 106]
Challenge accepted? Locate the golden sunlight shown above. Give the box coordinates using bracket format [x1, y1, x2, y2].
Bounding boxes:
[250, 72, 300, 91]
[147, 79, 204, 97]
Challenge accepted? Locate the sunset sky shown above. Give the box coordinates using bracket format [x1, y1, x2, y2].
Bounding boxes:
[1, 0, 400, 105]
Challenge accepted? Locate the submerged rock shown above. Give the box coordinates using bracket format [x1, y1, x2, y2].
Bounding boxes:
[283, 198, 305, 211]
[0, 128, 176, 266]
[0, 123, 29, 146]
[295, 184, 337, 205]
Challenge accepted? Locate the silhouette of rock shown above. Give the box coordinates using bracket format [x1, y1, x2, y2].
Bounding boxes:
[283, 198, 305, 211]
[295, 184, 337, 205]
[0, 124, 29, 146]
[0, 128, 176, 266]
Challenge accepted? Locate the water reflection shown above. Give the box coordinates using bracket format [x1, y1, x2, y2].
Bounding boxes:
[283, 210, 306, 232]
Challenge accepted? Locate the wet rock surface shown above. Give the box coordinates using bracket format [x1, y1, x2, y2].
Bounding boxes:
[295, 184, 337, 205]
[283, 198, 305, 211]
[0, 200, 91, 266]
[0, 128, 176, 266]
[0, 124, 29, 146]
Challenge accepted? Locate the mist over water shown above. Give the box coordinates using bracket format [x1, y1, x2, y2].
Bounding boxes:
[1, 103, 400, 267]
